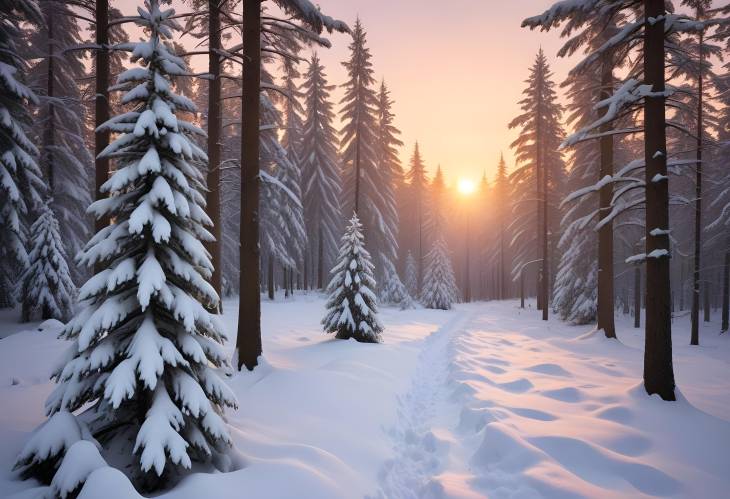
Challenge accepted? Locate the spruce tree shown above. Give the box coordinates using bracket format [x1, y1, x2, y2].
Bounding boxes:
[508, 49, 565, 319]
[404, 251, 418, 298]
[524, 0, 721, 400]
[25, 0, 93, 282]
[403, 142, 429, 292]
[339, 19, 397, 287]
[323, 212, 383, 343]
[374, 80, 403, 286]
[301, 53, 342, 290]
[0, 0, 44, 309]
[421, 237, 459, 310]
[15, 1, 236, 489]
[19, 202, 75, 322]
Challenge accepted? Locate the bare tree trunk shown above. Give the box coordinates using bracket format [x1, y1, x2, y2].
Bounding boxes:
[267, 257, 274, 300]
[317, 226, 324, 289]
[207, 0, 223, 305]
[643, 0, 675, 401]
[94, 0, 110, 234]
[236, 0, 262, 371]
[690, 24, 704, 346]
[597, 56, 616, 337]
[634, 266, 641, 328]
[520, 270, 525, 309]
[722, 248, 729, 332]
[703, 281, 710, 322]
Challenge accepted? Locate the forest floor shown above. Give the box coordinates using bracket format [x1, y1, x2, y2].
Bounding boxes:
[0, 295, 729, 498]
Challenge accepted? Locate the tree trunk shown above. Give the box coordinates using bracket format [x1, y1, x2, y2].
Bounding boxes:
[634, 266, 641, 328]
[722, 248, 729, 332]
[643, 0, 675, 401]
[207, 0, 223, 305]
[520, 270, 525, 309]
[267, 257, 274, 300]
[94, 0, 110, 236]
[541, 125, 549, 321]
[703, 281, 710, 323]
[282, 265, 289, 298]
[690, 26, 704, 344]
[236, 0, 262, 371]
[464, 212, 471, 302]
[317, 226, 324, 289]
[597, 56, 617, 338]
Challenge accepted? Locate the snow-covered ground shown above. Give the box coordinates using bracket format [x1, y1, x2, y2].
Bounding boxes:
[1, 295, 729, 498]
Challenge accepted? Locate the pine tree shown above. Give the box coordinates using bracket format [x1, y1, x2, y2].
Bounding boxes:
[25, 0, 93, 283]
[0, 0, 45, 309]
[523, 0, 718, 400]
[421, 237, 459, 310]
[339, 19, 397, 287]
[493, 155, 510, 299]
[235, 0, 347, 370]
[403, 142, 429, 292]
[323, 212, 383, 343]
[301, 53, 342, 290]
[15, 1, 236, 489]
[508, 49, 565, 319]
[428, 165, 447, 240]
[19, 202, 75, 321]
[404, 251, 418, 298]
[374, 80, 403, 286]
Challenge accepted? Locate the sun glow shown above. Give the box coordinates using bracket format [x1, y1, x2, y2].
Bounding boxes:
[457, 178, 476, 196]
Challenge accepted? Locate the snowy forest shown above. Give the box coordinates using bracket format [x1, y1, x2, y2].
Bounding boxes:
[1, 0, 729, 498]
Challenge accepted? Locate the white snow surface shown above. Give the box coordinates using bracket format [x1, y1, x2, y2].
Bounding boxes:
[1, 296, 729, 498]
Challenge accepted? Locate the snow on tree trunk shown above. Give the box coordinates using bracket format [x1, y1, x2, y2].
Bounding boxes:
[20, 202, 75, 322]
[421, 237, 459, 310]
[323, 212, 383, 343]
[15, 0, 236, 490]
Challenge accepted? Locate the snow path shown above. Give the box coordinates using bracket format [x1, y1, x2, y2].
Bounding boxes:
[376, 302, 730, 499]
[375, 312, 476, 499]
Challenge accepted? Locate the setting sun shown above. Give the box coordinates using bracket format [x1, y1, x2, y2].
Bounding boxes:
[457, 178, 476, 196]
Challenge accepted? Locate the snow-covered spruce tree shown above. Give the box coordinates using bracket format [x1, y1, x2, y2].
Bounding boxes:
[340, 19, 397, 286]
[0, 0, 45, 309]
[402, 142, 429, 293]
[421, 237, 459, 310]
[374, 80, 404, 294]
[301, 53, 342, 290]
[15, 0, 236, 490]
[24, 0, 93, 283]
[323, 212, 383, 343]
[404, 251, 418, 298]
[380, 258, 414, 309]
[19, 202, 75, 322]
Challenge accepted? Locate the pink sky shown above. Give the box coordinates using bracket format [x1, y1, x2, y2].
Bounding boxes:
[115, 1, 578, 184]
[309, 0, 571, 184]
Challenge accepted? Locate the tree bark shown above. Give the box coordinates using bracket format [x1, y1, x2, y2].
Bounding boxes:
[267, 257, 274, 300]
[634, 266, 641, 328]
[690, 25, 704, 345]
[643, 0, 675, 401]
[722, 248, 729, 332]
[317, 226, 324, 289]
[703, 281, 710, 322]
[94, 0, 110, 236]
[206, 0, 223, 305]
[597, 56, 617, 337]
[236, 0, 262, 371]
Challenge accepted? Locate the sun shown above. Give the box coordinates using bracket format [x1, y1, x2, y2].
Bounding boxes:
[457, 178, 476, 196]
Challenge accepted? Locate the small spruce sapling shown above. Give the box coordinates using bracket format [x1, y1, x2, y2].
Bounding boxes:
[323, 213, 383, 342]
